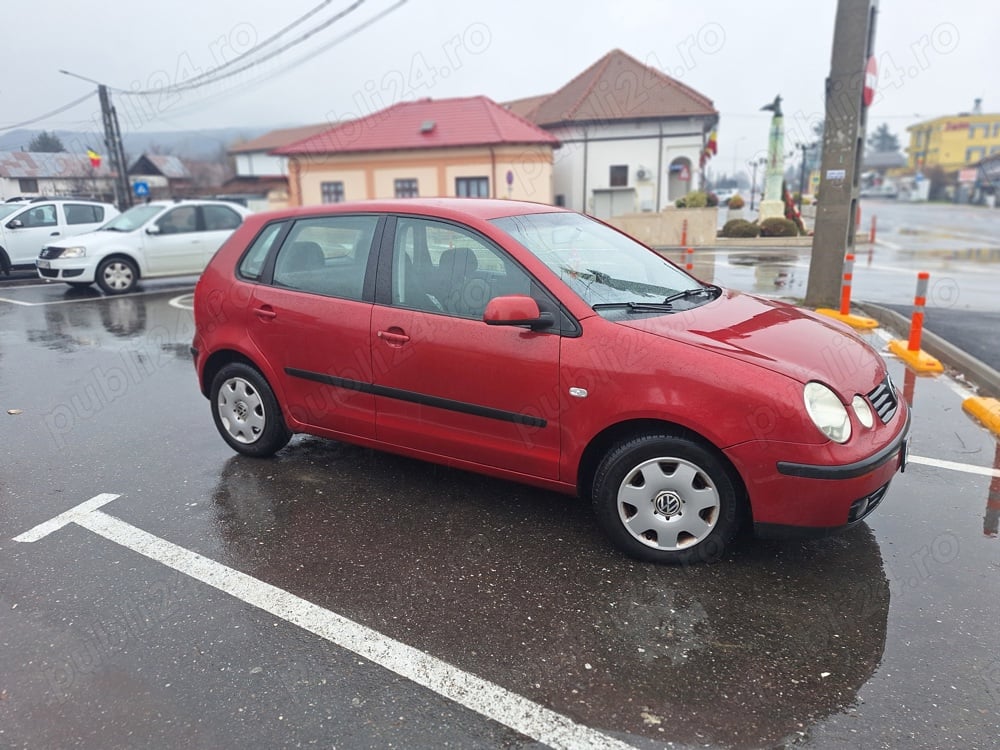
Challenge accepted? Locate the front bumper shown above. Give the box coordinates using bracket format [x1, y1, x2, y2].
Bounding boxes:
[726, 407, 911, 532]
[36, 258, 95, 281]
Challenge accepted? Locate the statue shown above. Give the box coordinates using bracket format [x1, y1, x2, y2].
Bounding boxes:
[758, 94, 786, 221]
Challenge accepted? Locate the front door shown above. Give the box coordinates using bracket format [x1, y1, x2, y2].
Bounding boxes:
[6, 203, 61, 265]
[144, 205, 205, 275]
[369, 216, 561, 479]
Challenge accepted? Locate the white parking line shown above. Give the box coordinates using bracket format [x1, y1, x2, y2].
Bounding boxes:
[907, 455, 1000, 479]
[0, 286, 195, 307]
[14, 494, 638, 750]
[168, 293, 195, 311]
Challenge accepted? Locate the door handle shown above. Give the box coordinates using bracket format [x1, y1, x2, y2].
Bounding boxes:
[50, 231, 60, 236]
[254, 305, 277, 321]
[377, 329, 410, 345]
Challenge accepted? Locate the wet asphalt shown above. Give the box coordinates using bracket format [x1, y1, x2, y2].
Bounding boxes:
[2, 228, 1000, 749]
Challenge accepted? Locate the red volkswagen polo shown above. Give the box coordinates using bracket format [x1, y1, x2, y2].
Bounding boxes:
[192, 199, 909, 564]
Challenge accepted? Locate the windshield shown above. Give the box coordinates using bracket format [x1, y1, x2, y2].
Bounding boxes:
[101, 204, 163, 232]
[492, 212, 708, 309]
[0, 204, 24, 221]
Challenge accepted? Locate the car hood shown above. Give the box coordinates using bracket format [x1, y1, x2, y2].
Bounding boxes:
[46, 228, 135, 249]
[617, 289, 885, 395]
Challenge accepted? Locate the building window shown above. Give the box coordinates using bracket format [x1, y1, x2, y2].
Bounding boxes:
[18, 178, 38, 193]
[455, 176, 489, 198]
[610, 165, 628, 187]
[966, 147, 986, 163]
[970, 123, 989, 139]
[394, 179, 419, 198]
[321, 181, 345, 203]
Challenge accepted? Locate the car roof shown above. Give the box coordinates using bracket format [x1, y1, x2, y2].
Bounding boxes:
[253, 198, 569, 224]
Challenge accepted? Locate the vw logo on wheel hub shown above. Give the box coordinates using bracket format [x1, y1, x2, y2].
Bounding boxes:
[654, 490, 682, 517]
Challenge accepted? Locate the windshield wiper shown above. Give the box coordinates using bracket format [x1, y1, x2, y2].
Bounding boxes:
[662, 285, 721, 304]
[592, 301, 675, 313]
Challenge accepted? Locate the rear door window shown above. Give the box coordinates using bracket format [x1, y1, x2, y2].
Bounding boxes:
[271, 216, 379, 301]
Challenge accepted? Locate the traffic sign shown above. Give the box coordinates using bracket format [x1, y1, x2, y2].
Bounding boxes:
[863, 55, 878, 107]
[679, 164, 691, 182]
[133, 181, 150, 197]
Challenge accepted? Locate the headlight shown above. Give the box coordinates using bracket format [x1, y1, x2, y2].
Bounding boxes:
[57, 246, 86, 258]
[803, 381, 852, 443]
[851, 395, 874, 428]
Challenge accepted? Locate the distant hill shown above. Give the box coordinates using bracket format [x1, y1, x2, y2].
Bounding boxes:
[0, 127, 273, 161]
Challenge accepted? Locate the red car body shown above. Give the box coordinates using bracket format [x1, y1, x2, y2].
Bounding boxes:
[192, 199, 908, 560]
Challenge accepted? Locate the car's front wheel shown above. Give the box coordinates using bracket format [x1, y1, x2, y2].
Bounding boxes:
[591, 432, 744, 564]
[210, 363, 292, 457]
[66, 282, 93, 290]
[96, 257, 139, 294]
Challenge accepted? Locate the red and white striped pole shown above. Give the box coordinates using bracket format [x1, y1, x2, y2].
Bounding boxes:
[869, 215, 877, 244]
[680, 219, 688, 247]
[907, 272, 930, 352]
[685, 247, 694, 271]
[839, 253, 855, 316]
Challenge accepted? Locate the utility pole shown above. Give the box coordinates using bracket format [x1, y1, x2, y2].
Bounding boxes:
[97, 84, 133, 212]
[805, 0, 878, 307]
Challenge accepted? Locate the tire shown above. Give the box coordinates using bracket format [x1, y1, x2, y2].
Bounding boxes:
[96, 257, 138, 295]
[66, 282, 93, 290]
[591, 432, 744, 564]
[0, 248, 11, 276]
[210, 362, 292, 457]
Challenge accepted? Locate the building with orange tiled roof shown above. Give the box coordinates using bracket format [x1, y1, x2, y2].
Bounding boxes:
[509, 49, 719, 217]
[276, 96, 559, 206]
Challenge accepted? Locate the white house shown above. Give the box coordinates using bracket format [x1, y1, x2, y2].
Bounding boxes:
[507, 49, 719, 218]
[223, 124, 330, 210]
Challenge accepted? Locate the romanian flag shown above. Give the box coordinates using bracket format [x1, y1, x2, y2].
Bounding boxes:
[86, 147, 101, 168]
[706, 130, 718, 155]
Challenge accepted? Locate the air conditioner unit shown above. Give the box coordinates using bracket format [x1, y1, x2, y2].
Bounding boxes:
[636, 168, 651, 181]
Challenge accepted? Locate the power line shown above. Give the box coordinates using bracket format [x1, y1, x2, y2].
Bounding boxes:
[135, 0, 338, 93]
[0, 90, 96, 131]
[123, 0, 370, 96]
[115, 0, 409, 124]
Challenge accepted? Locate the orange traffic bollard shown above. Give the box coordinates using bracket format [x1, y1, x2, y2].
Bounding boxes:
[869, 215, 877, 244]
[888, 271, 944, 373]
[839, 253, 855, 315]
[680, 219, 688, 247]
[685, 247, 694, 271]
[815, 252, 878, 329]
[907, 272, 930, 351]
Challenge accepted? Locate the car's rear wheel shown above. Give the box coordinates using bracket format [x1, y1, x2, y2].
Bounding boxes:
[591, 432, 743, 564]
[210, 362, 291, 457]
[96, 257, 138, 295]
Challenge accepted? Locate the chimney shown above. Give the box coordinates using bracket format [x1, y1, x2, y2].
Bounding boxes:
[973, 98, 982, 115]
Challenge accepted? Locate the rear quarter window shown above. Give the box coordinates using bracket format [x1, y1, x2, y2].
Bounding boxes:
[238, 222, 286, 281]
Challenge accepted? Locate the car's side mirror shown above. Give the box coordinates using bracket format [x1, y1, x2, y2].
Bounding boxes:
[484, 295, 554, 330]
[6, 219, 23, 229]
[146, 225, 161, 235]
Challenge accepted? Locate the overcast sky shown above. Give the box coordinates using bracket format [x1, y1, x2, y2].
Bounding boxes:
[0, 0, 991, 178]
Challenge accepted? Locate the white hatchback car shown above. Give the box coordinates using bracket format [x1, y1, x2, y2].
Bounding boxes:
[1, 198, 118, 274]
[36, 199, 251, 294]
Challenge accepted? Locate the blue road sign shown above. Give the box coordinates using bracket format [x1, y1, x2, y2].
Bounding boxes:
[133, 181, 150, 197]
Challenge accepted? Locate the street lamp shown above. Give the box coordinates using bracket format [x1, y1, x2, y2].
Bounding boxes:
[796, 142, 818, 212]
[749, 157, 767, 211]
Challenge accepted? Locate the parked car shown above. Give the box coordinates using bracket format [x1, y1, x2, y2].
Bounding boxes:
[0, 198, 118, 274]
[191, 199, 909, 564]
[712, 188, 739, 205]
[36, 199, 251, 293]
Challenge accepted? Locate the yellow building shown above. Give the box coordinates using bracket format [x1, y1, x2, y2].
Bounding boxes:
[907, 100, 1000, 171]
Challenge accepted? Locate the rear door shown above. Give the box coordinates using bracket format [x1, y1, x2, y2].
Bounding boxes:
[369, 215, 563, 479]
[199, 204, 245, 265]
[245, 214, 383, 439]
